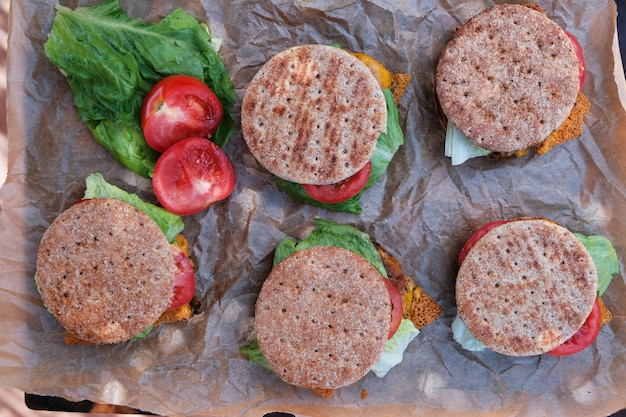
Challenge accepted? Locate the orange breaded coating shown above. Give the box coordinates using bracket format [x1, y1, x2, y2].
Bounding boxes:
[372, 240, 443, 329]
[537, 92, 591, 155]
[392, 73, 412, 106]
[599, 297, 613, 325]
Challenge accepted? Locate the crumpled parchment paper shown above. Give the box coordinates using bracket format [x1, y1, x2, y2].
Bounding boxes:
[1, 0, 625, 416]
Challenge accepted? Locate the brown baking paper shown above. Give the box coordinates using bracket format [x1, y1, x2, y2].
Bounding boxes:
[1, 0, 626, 416]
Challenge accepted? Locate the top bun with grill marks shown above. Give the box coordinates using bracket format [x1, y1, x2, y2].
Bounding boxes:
[241, 44, 387, 185]
[455, 218, 598, 356]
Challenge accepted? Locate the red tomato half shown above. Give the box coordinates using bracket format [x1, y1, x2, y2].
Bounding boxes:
[383, 278, 403, 339]
[302, 160, 372, 204]
[152, 137, 235, 216]
[547, 297, 602, 356]
[141, 75, 224, 153]
[458, 220, 512, 266]
[565, 31, 586, 90]
[167, 244, 196, 311]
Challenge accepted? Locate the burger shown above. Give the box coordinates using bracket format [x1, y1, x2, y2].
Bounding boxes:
[35, 174, 198, 345]
[240, 44, 410, 214]
[241, 218, 442, 397]
[453, 218, 619, 356]
[435, 3, 590, 165]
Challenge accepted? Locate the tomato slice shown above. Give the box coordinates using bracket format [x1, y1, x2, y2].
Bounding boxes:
[547, 297, 602, 356]
[458, 220, 512, 266]
[383, 278, 403, 339]
[167, 244, 196, 311]
[141, 75, 224, 153]
[152, 137, 235, 216]
[565, 31, 585, 90]
[302, 161, 372, 204]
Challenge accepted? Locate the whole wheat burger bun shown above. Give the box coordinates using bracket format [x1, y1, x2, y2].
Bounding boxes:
[36, 198, 176, 344]
[435, 4, 580, 153]
[456, 219, 598, 356]
[241, 44, 387, 185]
[255, 245, 391, 390]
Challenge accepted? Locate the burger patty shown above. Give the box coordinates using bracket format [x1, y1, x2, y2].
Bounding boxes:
[435, 4, 580, 153]
[36, 198, 176, 344]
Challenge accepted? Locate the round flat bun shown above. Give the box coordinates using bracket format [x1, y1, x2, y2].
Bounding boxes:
[456, 219, 597, 356]
[36, 198, 176, 344]
[255, 246, 390, 389]
[435, 4, 579, 152]
[241, 44, 387, 185]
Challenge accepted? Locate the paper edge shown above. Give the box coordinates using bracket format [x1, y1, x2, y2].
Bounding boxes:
[0, 0, 8, 189]
[613, 29, 626, 111]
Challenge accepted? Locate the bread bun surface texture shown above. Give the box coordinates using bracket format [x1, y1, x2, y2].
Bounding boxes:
[435, 4, 579, 152]
[242, 44, 387, 185]
[456, 219, 597, 356]
[255, 245, 390, 389]
[36, 198, 176, 344]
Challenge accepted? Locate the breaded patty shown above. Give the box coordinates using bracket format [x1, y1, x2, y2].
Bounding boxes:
[372, 240, 443, 328]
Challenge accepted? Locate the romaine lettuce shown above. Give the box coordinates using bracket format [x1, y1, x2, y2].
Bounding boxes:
[445, 120, 491, 165]
[451, 314, 486, 352]
[239, 340, 273, 371]
[273, 218, 387, 277]
[574, 233, 620, 296]
[370, 319, 420, 377]
[44, 0, 236, 178]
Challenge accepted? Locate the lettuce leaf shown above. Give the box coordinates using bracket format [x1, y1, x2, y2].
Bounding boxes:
[131, 325, 154, 341]
[239, 340, 273, 371]
[370, 319, 419, 377]
[273, 218, 387, 277]
[445, 120, 491, 165]
[83, 173, 184, 243]
[451, 314, 486, 352]
[274, 88, 404, 213]
[574, 233, 620, 296]
[44, 0, 236, 178]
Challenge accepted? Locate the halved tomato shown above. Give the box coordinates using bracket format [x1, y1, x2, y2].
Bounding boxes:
[565, 30, 585, 90]
[141, 75, 224, 153]
[383, 278, 403, 339]
[167, 244, 196, 311]
[152, 137, 235, 216]
[458, 220, 512, 266]
[302, 161, 372, 204]
[547, 297, 602, 356]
